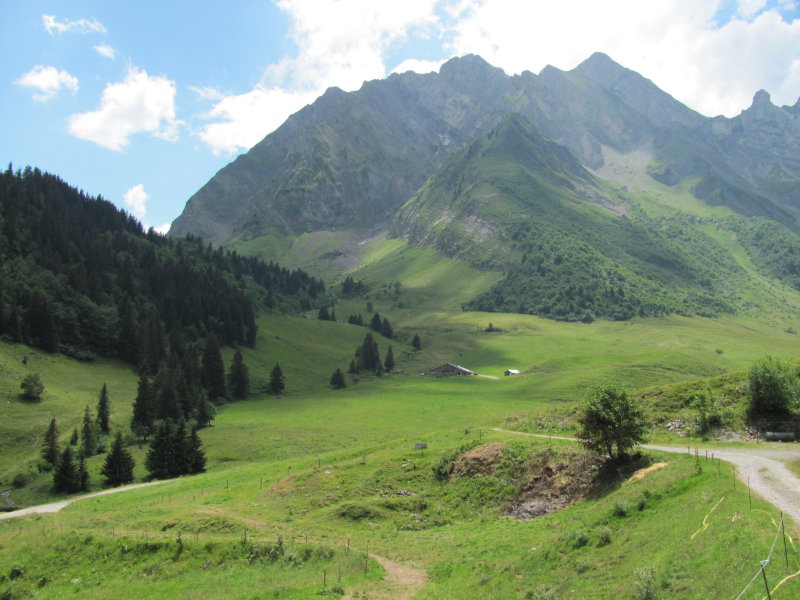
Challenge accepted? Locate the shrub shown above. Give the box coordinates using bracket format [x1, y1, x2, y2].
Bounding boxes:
[613, 500, 630, 517]
[526, 585, 559, 600]
[597, 527, 612, 547]
[636, 494, 647, 511]
[20, 373, 44, 400]
[11, 473, 28, 488]
[569, 529, 589, 549]
[633, 567, 658, 600]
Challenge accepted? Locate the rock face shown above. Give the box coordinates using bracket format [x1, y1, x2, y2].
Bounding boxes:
[170, 52, 800, 244]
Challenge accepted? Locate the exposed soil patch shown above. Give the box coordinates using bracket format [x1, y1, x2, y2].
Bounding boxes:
[627, 462, 669, 483]
[507, 452, 604, 520]
[451, 442, 506, 477]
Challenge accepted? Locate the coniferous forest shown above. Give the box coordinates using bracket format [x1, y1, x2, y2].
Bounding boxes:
[0, 166, 326, 365]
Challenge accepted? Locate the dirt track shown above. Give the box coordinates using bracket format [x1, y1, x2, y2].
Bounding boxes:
[493, 428, 800, 524]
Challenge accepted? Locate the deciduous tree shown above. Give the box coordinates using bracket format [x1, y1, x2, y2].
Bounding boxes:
[577, 386, 647, 462]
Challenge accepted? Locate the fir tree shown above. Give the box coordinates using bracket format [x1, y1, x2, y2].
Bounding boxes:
[330, 368, 347, 389]
[357, 332, 381, 373]
[70, 428, 79, 445]
[384, 345, 395, 372]
[97, 383, 110, 435]
[195, 391, 216, 429]
[186, 427, 207, 474]
[370, 312, 382, 332]
[201, 335, 227, 403]
[80, 405, 98, 457]
[145, 421, 177, 480]
[348, 359, 358, 374]
[53, 446, 78, 493]
[412, 334, 421, 351]
[381, 317, 393, 339]
[101, 432, 136, 487]
[269, 363, 285, 394]
[227, 348, 250, 400]
[317, 306, 330, 320]
[41, 417, 59, 467]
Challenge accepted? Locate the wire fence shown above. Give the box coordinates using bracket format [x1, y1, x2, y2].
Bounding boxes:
[734, 512, 789, 600]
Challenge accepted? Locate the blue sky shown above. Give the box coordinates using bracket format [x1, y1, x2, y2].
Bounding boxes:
[2, 1, 798, 233]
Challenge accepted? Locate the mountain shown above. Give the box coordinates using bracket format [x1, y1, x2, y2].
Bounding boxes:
[169, 52, 800, 321]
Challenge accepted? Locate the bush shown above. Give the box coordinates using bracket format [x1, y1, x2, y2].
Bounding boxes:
[20, 373, 44, 400]
[613, 500, 630, 517]
[747, 355, 797, 421]
[636, 494, 647, 511]
[569, 529, 589, 548]
[597, 527, 612, 547]
[633, 567, 658, 600]
[11, 473, 28, 489]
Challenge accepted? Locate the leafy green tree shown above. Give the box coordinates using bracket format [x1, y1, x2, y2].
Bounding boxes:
[330, 368, 347, 389]
[96, 383, 110, 435]
[53, 446, 78, 493]
[227, 348, 250, 400]
[411, 334, 421, 351]
[41, 417, 59, 467]
[577, 386, 647, 462]
[101, 432, 136, 487]
[747, 355, 797, 422]
[384, 345, 395, 372]
[20, 373, 44, 400]
[269, 363, 285, 394]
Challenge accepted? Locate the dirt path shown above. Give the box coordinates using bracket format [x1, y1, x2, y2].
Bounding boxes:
[493, 428, 800, 524]
[0, 480, 167, 521]
[342, 553, 427, 600]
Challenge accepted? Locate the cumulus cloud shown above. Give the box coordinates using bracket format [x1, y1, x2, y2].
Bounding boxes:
[123, 184, 148, 220]
[153, 223, 171, 235]
[93, 43, 116, 59]
[68, 67, 180, 151]
[42, 14, 106, 35]
[196, 0, 439, 154]
[15, 65, 79, 101]
[443, 0, 800, 117]
[391, 58, 446, 74]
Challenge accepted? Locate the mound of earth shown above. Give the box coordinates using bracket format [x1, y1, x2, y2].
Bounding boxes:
[451, 442, 506, 478]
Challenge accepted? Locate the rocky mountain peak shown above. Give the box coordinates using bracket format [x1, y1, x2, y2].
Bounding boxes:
[574, 51, 628, 83]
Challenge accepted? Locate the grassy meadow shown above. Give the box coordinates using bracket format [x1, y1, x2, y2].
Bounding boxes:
[3, 240, 800, 598]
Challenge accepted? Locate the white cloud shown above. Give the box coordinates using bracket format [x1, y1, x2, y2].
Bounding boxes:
[443, 0, 800, 117]
[68, 67, 180, 151]
[15, 65, 79, 101]
[738, 0, 768, 19]
[93, 43, 116, 59]
[391, 58, 446, 74]
[189, 86, 226, 101]
[42, 14, 106, 35]
[196, 0, 440, 154]
[153, 223, 171, 235]
[123, 184, 148, 220]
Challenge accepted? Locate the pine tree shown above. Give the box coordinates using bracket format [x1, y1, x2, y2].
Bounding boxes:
[412, 334, 421, 351]
[381, 317, 393, 339]
[53, 446, 78, 493]
[384, 345, 395, 373]
[348, 358, 358, 374]
[357, 332, 381, 373]
[269, 363, 285, 394]
[227, 348, 250, 400]
[317, 306, 330, 320]
[186, 427, 206, 474]
[70, 428, 79, 445]
[101, 432, 135, 487]
[80, 406, 98, 457]
[370, 312, 382, 332]
[195, 391, 216, 430]
[201, 335, 227, 403]
[40, 416, 59, 467]
[330, 368, 347, 389]
[145, 421, 177, 480]
[96, 383, 110, 435]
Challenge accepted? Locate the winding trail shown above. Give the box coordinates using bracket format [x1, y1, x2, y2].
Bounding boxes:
[493, 428, 800, 524]
[0, 480, 167, 521]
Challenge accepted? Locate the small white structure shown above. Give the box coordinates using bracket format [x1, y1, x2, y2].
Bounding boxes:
[504, 369, 520, 376]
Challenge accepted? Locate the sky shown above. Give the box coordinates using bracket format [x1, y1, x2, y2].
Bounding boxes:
[2, 1, 799, 234]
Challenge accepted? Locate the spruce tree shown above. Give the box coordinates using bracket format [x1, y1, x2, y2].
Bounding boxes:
[41, 416, 59, 467]
[269, 363, 285, 394]
[131, 375, 155, 440]
[77, 450, 90, 492]
[97, 383, 110, 435]
[101, 432, 135, 487]
[80, 405, 98, 457]
[186, 427, 207, 474]
[412, 334, 421, 351]
[384, 345, 395, 373]
[370, 312, 382, 332]
[53, 446, 78, 493]
[317, 306, 330, 320]
[381, 317, 393, 339]
[201, 336, 227, 403]
[70, 428, 78, 445]
[227, 348, 250, 400]
[145, 421, 176, 480]
[330, 368, 347, 389]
